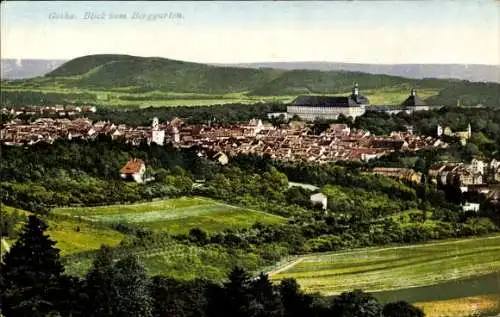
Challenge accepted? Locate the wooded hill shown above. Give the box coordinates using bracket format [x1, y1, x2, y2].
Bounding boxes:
[4, 54, 500, 107]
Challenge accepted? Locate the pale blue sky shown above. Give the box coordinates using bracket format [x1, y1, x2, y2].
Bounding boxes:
[2, 1, 499, 64]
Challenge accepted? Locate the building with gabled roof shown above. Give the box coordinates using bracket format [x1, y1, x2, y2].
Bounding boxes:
[120, 158, 146, 183]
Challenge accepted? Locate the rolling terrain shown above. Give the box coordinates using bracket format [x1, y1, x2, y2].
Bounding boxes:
[1, 54, 499, 108]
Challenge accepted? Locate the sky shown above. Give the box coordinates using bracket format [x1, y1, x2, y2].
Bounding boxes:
[1, 1, 499, 65]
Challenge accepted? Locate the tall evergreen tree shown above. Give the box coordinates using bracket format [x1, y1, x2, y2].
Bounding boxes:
[83, 245, 118, 317]
[0, 215, 64, 317]
[113, 255, 153, 317]
[249, 273, 283, 317]
[279, 278, 313, 317]
[218, 267, 252, 317]
[84, 248, 153, 317]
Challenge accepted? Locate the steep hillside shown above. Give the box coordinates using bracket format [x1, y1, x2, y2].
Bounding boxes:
[46, 54, 285, 94]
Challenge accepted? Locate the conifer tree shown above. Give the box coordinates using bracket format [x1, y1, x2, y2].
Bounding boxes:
[113, 255, 153, 317]
[218, 267, 254, 317]
[83, 245, 118, 317]
[84, 249, 153, 317]
[249, 273, 283, 317]
[0, 215, 64, 317]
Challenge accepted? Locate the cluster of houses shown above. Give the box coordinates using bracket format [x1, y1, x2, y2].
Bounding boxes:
[1, 105, 97, 117]
[1, 117, 449, 165]
[0, 117, 166, 146]
[187, 122, 448, 164]
[428, 158, 500, 187]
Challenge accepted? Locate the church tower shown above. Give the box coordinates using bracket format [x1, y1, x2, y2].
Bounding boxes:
[411, 88, 416, 96]
[467, 123, 472, 139]
[352, 82, 359, 96]
[151, 117, 165, 145]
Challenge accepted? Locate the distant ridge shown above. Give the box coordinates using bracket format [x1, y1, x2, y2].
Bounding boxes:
[214, 62, 500, 83]
[4, 54, 500, 107]
[3, 57, 498, 83]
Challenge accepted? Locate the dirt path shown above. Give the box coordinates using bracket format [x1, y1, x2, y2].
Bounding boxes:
[267, 258, 304, 276]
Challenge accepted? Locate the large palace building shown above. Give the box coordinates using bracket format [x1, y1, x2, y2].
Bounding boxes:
[287, 83, 369, 121]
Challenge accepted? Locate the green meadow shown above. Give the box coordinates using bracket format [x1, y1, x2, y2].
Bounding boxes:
[54, 197, 285, 234]
[2, 205, 126, 256]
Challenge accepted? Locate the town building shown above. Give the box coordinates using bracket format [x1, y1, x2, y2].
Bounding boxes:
[310, 192, 328, 211]
[437, 123, 472, 141]
[120, 158, 146, 183]
[213, 152, 229, 165]
[287, 83, 368, 121]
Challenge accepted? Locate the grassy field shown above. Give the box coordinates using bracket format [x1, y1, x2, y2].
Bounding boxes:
[2, 206, 126, 255]
[54, 197, 285, 234]
[269, 235, 500, 294]
[269, 235, 500, 316]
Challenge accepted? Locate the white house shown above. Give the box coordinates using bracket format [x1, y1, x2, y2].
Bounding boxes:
[462, 202, 480, 212]
[310, 192, 328, 211]
[120, 158, 146, 183]
[213, 152, 229, 165]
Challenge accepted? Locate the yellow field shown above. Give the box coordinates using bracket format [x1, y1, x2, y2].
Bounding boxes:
[416, 294, 500, 317]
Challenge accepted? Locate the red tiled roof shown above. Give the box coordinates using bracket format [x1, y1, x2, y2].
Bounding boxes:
[120, 158, 145, 174]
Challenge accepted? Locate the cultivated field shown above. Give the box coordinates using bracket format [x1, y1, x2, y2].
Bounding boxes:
[269, 235, 500, 316]
[269, 235, 500, 294]
[54, 197, 285, 234]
